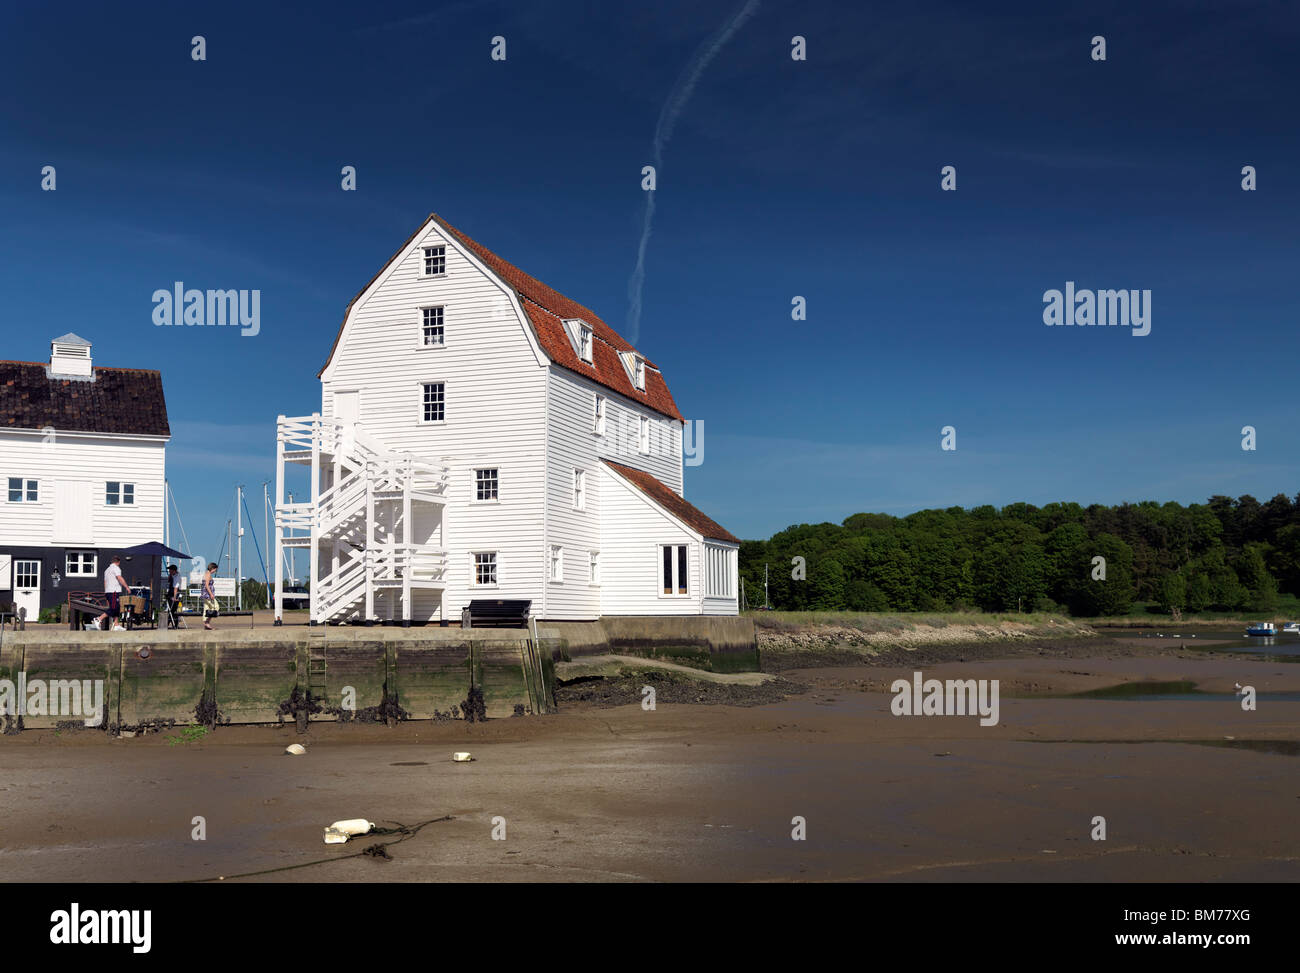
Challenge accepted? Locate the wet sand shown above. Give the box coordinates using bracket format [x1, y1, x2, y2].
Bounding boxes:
[1, 646, 1298, 882]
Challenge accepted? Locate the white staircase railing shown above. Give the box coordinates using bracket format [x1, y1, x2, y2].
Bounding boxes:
[274, 413, 449, 625]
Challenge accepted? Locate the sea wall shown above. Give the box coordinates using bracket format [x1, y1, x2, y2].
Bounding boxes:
[539, 615, 759, 673]
[0, 629, 555, 731]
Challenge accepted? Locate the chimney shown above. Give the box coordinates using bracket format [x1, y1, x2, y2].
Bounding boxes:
[49, 333, 94, 379]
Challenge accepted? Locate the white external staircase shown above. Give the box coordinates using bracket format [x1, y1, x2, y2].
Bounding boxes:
[273, 414, 450, 625]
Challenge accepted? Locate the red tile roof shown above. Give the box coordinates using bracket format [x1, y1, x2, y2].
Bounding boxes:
[319, 214, 684, 421]
[0, 361, 170, 437]
[603, 460, 739, 544]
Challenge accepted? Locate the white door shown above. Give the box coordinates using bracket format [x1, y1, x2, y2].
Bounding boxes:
[335, 390, 360, 426]
[13, 559, 40, 621]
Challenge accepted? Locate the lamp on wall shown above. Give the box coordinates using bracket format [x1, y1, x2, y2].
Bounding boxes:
[51, 569, 61, 589]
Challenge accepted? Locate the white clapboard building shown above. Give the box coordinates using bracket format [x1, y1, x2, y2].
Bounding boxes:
[0, 335, 169, 619]
[274, 214, 739, 625]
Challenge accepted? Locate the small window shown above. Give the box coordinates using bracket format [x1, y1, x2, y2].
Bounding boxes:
[422, 382, 445, 423]
[422, 306, 445, 346]
[589, 550, 600, 586]
[593, 395, 606, 436]
[14, 559, 39, 588]
[106, 482, 134, 505]
[422, 245, 446, 277]
[572, 469, 586, 510]
[474, 552, 498, 586]
[578, 325, 592, 363]
[705, 544, 734, 598]
[661, 544, 688, 596]
[475, 468, 499, 501]
[638, 416, 650, 455]
[66, 551, 97, 577]
[7, 478, 37, 503]
[549, 545, 563, 583]
[632, 356, 645, 390]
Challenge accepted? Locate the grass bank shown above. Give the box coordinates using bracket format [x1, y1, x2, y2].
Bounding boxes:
[749, 611, 1095, 664]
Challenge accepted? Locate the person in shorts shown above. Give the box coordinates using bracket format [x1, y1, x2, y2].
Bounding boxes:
[93, 556, 130, 630]
[202, 563, 219, 630]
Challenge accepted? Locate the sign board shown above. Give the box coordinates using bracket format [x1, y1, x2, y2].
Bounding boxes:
[189, 578, 237, 598]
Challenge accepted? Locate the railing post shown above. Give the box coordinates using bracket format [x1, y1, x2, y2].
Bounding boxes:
[274, 415, 286, 626]
[308, 413, 321, 625]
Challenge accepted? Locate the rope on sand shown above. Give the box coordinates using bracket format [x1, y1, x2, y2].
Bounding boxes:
[181, 815, 455, 883]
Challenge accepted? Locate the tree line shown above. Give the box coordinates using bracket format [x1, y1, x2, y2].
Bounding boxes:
[738, 494, 1300, 616]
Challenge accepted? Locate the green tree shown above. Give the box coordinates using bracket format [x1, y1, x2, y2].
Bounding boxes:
[1156, 571, 1186, 615]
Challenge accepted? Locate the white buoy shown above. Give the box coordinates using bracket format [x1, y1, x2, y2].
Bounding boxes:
[285, 743, 306, 755]
[329, 818, 374, 835]
[453, 752, 474, 762]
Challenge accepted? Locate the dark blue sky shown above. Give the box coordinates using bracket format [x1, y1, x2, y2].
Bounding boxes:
[2, 0, 1297, 575]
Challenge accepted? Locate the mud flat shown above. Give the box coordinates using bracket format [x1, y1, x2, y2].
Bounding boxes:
[2, 636, 1297, 883]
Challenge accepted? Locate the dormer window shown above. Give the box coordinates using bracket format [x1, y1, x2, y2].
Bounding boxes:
[619, 350, 646, 391]
[564, 318, 594, 365]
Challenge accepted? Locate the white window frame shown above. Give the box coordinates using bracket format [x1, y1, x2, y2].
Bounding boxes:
[66, 550, 98, 577]
[658, 543, 690, 598]
[472, 551, 498, 587]
[419, 381, 446, 424]
[7, 478, 38, 503]
[572, 468, 586, 510]
[106, 481, 135, 505]
[632, 355, 645, 390]
[578, 324, 593, 363]
[420, 305, 445, 347]
[704, 544, 735, 599]
[473, 467, 500, 503]
[13, 559, 39, 589]
[638, 416, 650, 454]
[549, 545, 564, 584]
[593, 395, 606, 436]
[421, 245, 446, 278]
[589, 550, 600, 586]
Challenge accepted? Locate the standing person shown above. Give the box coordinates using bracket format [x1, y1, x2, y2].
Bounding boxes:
[201, 562, 219, 630]
[165, 564, 181, 629]
[93, 556, 130, 631]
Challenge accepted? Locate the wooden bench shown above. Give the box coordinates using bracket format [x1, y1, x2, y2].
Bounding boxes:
[461, 599, 531, 628]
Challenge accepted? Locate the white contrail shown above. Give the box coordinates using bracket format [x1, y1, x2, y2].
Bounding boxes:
[626, 0, 761, 344]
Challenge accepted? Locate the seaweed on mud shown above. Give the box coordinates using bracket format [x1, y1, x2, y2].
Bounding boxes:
[460, 686, 487, 723]
[277, 686, 323, 732]
[341, 691, 411, 725]
[361, 843, 392, 861]
[512, 704, 526, 717]
[115, 717, 178, 736]
[430, 705, 460, 723]
[3, 714, 24, 735]
[320, 681, 411, 725]
[194, 690, 230, 730]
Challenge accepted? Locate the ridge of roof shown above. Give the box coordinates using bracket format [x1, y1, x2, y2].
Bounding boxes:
[317, 213, 684, 421]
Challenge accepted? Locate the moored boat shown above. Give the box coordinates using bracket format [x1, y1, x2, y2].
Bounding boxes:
[1283, 622, 1300, 634]
[1245, 622, 1277, 636]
